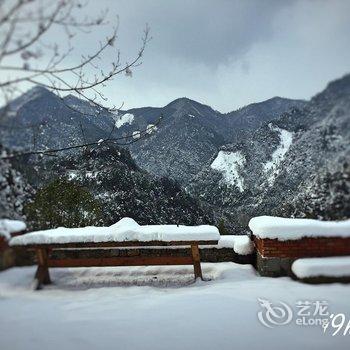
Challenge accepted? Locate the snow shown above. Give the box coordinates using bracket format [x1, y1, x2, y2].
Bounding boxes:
[146, 124, 157, 134]
[263, 124, 293, 185]
[292, 257, 350, 278]
[228, 235, 254, 255]
[249, 216, 350, 241]
[132, 130, 141, 140]
[67, 171, 78, 180]
[210, 150, 246, 192]
[204, 235, 254, 255]
[114, 113, 134, 128]
[10, 217, 220, 246]
[0, 219, 26, 240]
[0, 263, 349, 350]
[126, 235, 254, 255]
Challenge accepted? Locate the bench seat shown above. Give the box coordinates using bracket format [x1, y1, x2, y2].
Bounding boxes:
[10, 218, 220, 289]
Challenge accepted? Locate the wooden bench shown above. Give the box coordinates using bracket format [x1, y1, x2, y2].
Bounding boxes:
[20, 240, 218, 289]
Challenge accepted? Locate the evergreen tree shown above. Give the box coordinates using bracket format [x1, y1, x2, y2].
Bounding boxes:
[25, 178, 103, 230]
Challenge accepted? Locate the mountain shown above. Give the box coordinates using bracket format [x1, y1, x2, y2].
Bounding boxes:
[1, 76, 348, 235]
[262, 74, 350, 220]
[127, 96, 306, 184]
[0, 86, 118, 151]
[188, 74, 350, 232]
[0, 88, 305, 186]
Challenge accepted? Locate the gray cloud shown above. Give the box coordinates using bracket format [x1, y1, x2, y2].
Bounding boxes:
[97, 0, 350, 111]
[110, 0, 290, 67]
[8, 0, 350, 112]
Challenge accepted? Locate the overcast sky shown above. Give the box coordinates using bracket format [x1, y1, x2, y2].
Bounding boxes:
[12, 0, 350, 113]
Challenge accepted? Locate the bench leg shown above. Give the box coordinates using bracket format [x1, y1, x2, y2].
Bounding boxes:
[191, 244, 203, 280]
[34, 249, 51, 290]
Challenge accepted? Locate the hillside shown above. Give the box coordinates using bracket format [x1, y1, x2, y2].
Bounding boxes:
[188, 74, 350, 232]
[6, 145, 212, 230]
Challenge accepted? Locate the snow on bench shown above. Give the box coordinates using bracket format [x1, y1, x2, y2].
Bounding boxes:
[10, 218, 220, 246]
[10, 218, 222, 288]
[248, 216, 350, 241]
[292, 256, 350, 279]
[115, 235, 254, 255]
[9, 218, 252, 255]
[0, 219, 26, 241]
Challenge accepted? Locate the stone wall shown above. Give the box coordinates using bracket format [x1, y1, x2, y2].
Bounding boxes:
[255, 252, 294, 277]
[254, 236, 350, 277]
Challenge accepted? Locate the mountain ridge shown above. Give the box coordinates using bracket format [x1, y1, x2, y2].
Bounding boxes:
[1, 74, 349, 234]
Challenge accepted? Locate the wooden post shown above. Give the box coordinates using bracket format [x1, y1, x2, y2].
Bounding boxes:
[34, 248, 51, 290]
[191, 244, 203, 280]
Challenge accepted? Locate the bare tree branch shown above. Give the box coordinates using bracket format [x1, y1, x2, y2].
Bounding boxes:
[1, 114, 163, 159]
[0, 0, 156, 158]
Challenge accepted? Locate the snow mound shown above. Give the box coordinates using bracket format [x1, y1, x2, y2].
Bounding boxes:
[249, 216, 350, 240]
[204, 235, 254, 255]
[10, 218, 220, 246]
[292, 257, 350, 278]
[263, 124, 293, 185]
[0, 219, 26, 240]
[132, 131, 141, 140]
[114, 113, 134, 128]
[229, 236, 254, 255]
[210, 150, 246, 192]
[109, 217, 140, 229]
[146, 124, 157, 134]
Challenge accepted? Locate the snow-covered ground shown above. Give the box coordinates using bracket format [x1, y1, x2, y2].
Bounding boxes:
[1, 263, 349, 350]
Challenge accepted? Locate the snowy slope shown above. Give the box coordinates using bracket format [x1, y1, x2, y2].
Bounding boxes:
[114, 113, 134, 128]
[210, 151, 246, 191]
[263, 124, 293, 185]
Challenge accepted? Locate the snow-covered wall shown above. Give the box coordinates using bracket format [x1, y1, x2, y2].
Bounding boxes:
[249, 216, 350, 240]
